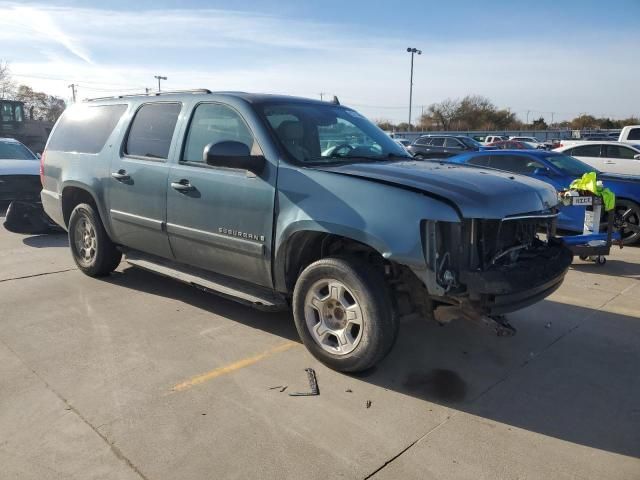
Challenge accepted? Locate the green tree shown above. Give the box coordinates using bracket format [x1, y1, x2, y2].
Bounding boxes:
[531, 117, 548, 130]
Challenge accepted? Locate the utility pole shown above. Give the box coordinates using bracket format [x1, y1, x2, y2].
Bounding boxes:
[68, 83, 77, 102]
[526, 110, 530, 125]
[145, 87, 150, 94]
[319, 92, 325, 101]
[406, 47, 422, 130]
[550, 112, 555, 126]
[154, 75, 167, 93]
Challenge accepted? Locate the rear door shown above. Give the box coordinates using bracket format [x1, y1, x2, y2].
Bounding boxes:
[566, 144, 605, 172]
[165, 102, 276, 288]
[602, 144, 640, 175]
[108, 102, 182, 258]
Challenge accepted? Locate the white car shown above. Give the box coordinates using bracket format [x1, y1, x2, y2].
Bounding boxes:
[509, 136, 545, 149]
[482, 135, 508, 145]
[618, 125, 640, 144]
[553, 141, 640, 175]
[0, 137, 41, 202]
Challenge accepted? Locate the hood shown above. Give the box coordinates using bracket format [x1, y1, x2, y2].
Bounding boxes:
[0, 159, 40, 176]
[313, 160, 559, 219]
[599, 172, 640, 183]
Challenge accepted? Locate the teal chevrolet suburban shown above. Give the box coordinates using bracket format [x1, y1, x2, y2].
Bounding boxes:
[41, 90, 572, 372]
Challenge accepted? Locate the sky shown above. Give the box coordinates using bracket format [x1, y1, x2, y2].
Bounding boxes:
[0, 0, 638, 124]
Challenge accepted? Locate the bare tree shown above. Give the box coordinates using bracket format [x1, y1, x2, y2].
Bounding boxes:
[0, 60, 15, 99]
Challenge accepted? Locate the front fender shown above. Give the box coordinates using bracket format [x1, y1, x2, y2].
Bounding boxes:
[273, 165, 461, 290]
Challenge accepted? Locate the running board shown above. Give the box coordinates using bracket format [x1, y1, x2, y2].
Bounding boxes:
[124, 251, 288, 311]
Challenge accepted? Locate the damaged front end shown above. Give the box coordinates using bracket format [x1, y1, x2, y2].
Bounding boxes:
[419, 210, 572, 335]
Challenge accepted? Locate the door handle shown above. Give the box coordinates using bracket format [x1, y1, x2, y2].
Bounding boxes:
[111, 170, 130, 181]
[171, 180, 195, 192]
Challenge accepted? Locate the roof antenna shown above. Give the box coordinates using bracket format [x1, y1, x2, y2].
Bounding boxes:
[332, 95, 340, 105]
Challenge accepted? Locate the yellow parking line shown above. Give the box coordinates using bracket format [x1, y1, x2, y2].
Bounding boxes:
[172, 341, 299, 392]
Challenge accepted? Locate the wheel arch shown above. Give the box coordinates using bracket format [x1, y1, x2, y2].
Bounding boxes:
[60, 183, 114, 238]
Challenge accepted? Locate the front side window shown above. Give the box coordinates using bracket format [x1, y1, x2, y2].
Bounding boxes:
[262, 103, 408, 164]
[571, 144, 601, 157]
[444, 137, 462, 148]
[48, 104, 127, 154]
[430, 137, 445, 147]
[125, 103, 181, 159]
[183, 103, 254, 163]
[545, 154, 595, 176]
[605, 145, 636, 159]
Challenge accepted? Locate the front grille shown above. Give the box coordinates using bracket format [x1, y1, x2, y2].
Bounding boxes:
[0, 175, 42, 200]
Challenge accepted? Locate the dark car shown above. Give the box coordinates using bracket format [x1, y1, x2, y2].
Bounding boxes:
[446, 149, 640, 244]
[406, 135, 494, 160]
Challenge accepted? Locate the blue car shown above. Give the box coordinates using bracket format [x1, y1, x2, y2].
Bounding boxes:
[445, 150, 640, 244]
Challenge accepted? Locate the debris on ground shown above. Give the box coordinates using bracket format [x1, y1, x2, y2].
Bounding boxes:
[365, 400, 372, 409]
[280, 386, 287, 393]
[345, 389, 353, 393]
[269, 385, 283, 390]
[289, 368, 319, 396]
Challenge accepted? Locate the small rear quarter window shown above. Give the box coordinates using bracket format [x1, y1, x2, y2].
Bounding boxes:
[47, 104, 127, 154]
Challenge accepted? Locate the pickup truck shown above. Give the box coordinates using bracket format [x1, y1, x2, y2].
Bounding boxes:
[618, 125, 640, 144]
[41, 90, 572, 372]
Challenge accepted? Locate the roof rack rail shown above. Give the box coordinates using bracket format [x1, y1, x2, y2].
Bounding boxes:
[85, 88, 212, 102]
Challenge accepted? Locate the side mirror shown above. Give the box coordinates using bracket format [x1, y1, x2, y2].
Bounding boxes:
[204, 141, 264, 174]
[634, 154, 640, 160]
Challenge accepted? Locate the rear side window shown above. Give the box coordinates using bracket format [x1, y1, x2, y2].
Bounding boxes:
[430, 137, 445, 147]
[466, 155, 490, 167]
[627, 128, 640, 141]
[415, 137, 430, 146]
[125, 103, 181, 159]
[47, 104, 127, 154]
[489, 154, 544, 174]
[571, 144, 601, 157]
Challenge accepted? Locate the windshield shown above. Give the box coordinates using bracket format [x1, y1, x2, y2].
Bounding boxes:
[0, 141, 37, 160]
[544, 154, 598, 177]
[459, 136, 481, 148]
[261, 103, 410, 164]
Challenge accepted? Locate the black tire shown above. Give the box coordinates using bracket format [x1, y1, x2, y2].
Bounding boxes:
[616, 199, 640, 245]
[292, 256, 398, 372]
[414, 154, 424, 160]
[68, 203, 121, 276]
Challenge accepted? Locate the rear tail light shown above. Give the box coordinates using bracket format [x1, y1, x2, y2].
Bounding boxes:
[40, 151, 46, 186]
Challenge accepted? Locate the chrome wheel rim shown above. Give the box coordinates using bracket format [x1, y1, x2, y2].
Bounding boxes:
[304, 279, 364, 355]
[74, 217, 97, 264]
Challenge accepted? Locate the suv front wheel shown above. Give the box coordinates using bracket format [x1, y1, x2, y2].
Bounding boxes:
[68, 203, 122, 276]
[292, 257, 398, 372]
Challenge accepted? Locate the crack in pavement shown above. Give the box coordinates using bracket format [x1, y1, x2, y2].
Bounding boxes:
[0, 337, 150, 480]
[362, 285, 636, 479]
[0, 268, 77, 283]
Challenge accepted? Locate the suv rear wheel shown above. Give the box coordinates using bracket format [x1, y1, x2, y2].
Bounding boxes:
[68, 203, 121, 276]
[292, 257, 398, 372]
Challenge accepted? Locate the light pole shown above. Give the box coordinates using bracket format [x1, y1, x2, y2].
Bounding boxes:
[406, 47, 421, 130]
[154, 75, 167, 93]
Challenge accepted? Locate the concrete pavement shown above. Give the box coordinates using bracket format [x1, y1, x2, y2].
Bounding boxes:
[0, 210, 639, 479]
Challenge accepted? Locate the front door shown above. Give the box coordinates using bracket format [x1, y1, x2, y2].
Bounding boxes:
[108, 102, 182, 259]
[602, 144, 640, 175]
[166, 102, 276, 288]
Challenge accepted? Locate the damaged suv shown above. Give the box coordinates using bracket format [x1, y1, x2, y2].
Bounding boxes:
[41, 91, 572, 372]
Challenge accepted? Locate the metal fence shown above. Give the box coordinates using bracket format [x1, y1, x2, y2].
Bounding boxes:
[388, 129, 621, 143]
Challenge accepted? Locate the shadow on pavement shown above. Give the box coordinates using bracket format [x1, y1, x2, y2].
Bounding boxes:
[571, 258, 640, 279]
[101, 265, 640, 459]
[22, 233, 68, 248]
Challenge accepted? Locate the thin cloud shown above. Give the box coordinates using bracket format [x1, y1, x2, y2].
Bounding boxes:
[0, 4, 93, 64]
